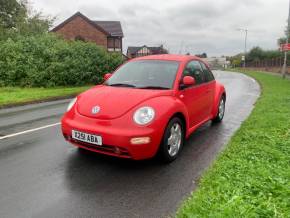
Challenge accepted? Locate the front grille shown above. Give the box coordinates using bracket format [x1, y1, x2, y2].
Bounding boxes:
[71, 138, 131, 158]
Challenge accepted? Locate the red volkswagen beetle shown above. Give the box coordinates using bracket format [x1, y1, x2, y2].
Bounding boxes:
[61, 55, 226, 162]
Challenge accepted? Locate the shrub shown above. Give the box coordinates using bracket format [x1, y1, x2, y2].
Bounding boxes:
[0, 33, 124, 87]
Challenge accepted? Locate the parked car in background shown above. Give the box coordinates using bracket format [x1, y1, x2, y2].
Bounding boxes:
[61, 54, 226, 162]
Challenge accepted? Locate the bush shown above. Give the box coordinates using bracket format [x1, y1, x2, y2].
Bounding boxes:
[0, 33, 124, 87]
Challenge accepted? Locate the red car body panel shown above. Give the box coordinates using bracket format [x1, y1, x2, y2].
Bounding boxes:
[61, 54, 226, 160]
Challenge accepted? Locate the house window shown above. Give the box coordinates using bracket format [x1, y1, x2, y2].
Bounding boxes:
[107, 38, 122, 52]
[114, 39, 121, 48]
[108, 38, 121, 49]
[108, 38, 114, 48]
[137, 47, 151, 56]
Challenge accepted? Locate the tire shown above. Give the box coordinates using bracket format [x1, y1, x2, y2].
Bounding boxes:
[158, 117, 185, 163]
[212, 95, 225, 123]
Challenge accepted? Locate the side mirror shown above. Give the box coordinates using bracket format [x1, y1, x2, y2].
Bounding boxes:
[182, 76, 195, 87]
[103, 73, 112, 80]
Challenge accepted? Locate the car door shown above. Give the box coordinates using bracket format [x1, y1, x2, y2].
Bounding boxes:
[199, 61, 216, 117]
[178, 60, 208, 128]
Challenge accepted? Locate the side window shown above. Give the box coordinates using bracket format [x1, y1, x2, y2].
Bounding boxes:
[200, 62, 215, 82]
[182, 60, 205, 85]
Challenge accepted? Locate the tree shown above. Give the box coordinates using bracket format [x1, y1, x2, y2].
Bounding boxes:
[247, 46, 282, 63]
[195, 53, 207, 58]
[0, 0, 26, 29]
[232, 59, 241, 67]
[277, 24, 290, 46]
[247, 46, 265, 62]
[0, 0, 54, 40]
[18, 12, 54, 36]
[229, 53, 243, 67]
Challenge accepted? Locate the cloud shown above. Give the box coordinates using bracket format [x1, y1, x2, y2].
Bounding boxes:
[32, 0, 286, 56]
[78, 5, 116, 19]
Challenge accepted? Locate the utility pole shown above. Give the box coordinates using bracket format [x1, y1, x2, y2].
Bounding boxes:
[238, 28, 248, 68]
[244, 29, 248, 68]
[282, 0, 290, 79]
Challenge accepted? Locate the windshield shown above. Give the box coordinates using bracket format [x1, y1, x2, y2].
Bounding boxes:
[105, 60, 180, 89]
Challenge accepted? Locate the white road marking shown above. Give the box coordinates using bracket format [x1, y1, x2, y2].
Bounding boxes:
[251, 78, 256, 83]
[0, 122, 61, 140]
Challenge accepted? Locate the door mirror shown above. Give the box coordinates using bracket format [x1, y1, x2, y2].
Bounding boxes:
[182, 76, 195, 86]
[103, 73, 112, 80]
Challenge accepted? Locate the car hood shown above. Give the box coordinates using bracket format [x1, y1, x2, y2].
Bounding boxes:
[76, 85, 173, 119]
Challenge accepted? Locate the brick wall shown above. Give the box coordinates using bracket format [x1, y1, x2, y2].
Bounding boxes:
[54, 16, 107, 48]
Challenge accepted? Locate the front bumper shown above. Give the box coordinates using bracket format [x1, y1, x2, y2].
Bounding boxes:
[61, 108, 165, 160]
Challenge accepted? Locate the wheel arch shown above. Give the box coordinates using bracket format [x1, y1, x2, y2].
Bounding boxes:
[169, 112, 187, 137]
[221, 91, 226, 101]
[212, 82, 226, 117]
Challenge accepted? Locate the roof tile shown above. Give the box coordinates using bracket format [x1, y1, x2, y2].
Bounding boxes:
[93, 21, 123, 37]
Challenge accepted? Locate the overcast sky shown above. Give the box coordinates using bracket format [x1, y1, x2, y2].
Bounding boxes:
[32, 0, 288, 57]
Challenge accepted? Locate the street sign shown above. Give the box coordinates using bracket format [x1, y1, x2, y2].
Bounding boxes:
[280, 43, 290, 51]
[241, 55, 245, 61]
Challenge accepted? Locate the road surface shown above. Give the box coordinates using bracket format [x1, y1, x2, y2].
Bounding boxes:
[0, 71, 260, 218]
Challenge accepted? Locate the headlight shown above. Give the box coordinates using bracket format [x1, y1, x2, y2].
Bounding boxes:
[133, 106, 155, 125]
[67, 97, 77, 112]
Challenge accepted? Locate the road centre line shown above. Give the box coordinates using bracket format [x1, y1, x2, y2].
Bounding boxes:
[0, 123, 61, 140]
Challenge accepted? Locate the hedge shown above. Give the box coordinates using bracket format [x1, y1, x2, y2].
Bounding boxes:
[0, 34, 124, 87]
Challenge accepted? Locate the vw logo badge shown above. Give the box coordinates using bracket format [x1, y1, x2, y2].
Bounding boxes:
[91, 106, 100, 114]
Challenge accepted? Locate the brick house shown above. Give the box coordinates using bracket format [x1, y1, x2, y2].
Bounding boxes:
[51, 12, 124, 52]
[126, 45, 168, 59]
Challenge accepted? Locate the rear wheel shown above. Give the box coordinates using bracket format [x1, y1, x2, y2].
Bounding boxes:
[158, 117, 184, 163]
[212, 96, 225, 123]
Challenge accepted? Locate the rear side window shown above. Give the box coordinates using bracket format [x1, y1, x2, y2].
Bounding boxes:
[183, 60, 205, 85]
[200, 62, 215, 82]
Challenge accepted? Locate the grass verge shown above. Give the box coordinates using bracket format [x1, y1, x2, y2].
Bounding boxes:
[176, 70, 290, 217]
[0, 86, 91, 107]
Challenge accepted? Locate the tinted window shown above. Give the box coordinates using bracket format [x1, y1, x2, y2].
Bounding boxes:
[106, 60, 180, 89]
[182, 60, 205, 85]
[200, 62, 215, 82]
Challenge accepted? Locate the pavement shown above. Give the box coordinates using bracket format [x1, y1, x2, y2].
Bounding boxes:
[0, 71, 260, 218]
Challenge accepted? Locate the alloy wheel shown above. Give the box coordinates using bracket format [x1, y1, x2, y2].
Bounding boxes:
[167, 123, 182, 157]
[218, 98, 225, 119]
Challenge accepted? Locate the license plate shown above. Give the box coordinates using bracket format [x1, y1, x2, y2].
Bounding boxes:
[72, 130, 102, 146]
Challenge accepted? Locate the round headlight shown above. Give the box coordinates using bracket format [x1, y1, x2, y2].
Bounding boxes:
[133, 106, 155, 125]
[67, 97, 77, 112]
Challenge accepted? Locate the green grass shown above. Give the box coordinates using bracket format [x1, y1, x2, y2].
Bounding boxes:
[0, 86, 91, 107]
[176, 71, 290, 217]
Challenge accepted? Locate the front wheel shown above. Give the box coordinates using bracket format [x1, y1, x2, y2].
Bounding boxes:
[158, 117, 184, 163]
[212, 96, 225, 123]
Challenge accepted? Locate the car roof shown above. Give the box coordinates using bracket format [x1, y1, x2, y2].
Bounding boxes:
[132, 54, 202, 62]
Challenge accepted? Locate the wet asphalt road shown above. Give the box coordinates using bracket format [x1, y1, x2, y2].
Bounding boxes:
[0, 71, 260, 218]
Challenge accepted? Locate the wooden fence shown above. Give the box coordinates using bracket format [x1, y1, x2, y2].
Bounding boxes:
[246, 57, 284, 68]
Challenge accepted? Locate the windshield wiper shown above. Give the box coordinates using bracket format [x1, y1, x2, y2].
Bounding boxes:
[137, 86, 169, 90]
[109, 83, 136, 88]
